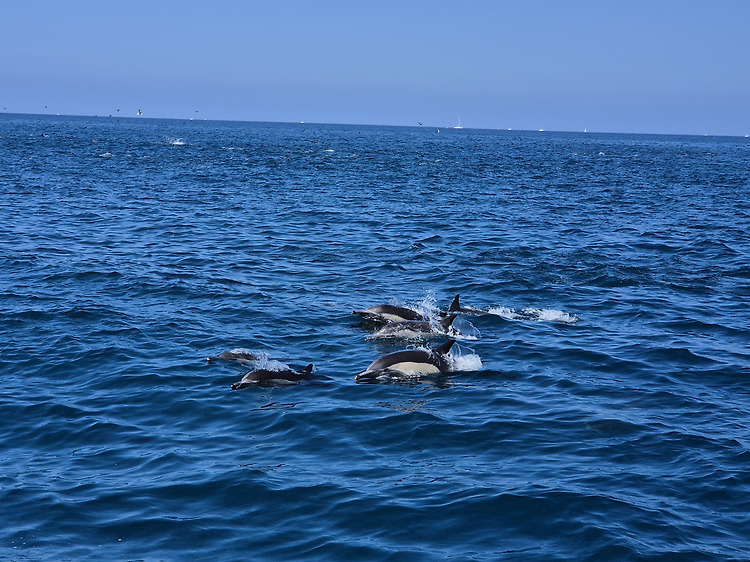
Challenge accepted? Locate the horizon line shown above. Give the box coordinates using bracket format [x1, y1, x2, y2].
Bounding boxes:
[1, 110, 747, 139]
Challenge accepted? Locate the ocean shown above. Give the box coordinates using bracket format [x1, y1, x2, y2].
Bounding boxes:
[1, 113, 749, 560]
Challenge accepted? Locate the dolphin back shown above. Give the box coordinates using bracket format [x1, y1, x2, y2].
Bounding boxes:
[230, 363, 318, 389]
[365, 349, 433, 373]
[353, 304, 425, 323]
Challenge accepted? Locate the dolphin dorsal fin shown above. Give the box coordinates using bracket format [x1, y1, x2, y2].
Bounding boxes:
[441, 314, 458, 329]
[433, 339, 456, 355]
[448, 294, 461, 313]
[302, 364, 314, 373]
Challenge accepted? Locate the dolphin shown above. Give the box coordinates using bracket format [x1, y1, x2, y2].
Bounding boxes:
[231, 364, 324, 389]
[355, 340, 457, 381]
[207, 349, 264, 366]
[353, 304, 426, 324]
[369, 314, 458, 340]
[446, 294, 486, 316]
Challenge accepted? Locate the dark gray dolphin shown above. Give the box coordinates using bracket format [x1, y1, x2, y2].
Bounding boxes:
[446, 294, 485, 316]
[207, 349, 264, 366]
[370, 314, 458, 340]
[231, 364, 324, 389]
[353, 304, 426, 323]
[355, 340, 456, 381]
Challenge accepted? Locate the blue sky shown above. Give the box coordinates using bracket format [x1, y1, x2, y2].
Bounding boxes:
[2, 1, 749, 135]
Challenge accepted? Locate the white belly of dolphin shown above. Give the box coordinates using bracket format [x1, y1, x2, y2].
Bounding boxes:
[381, 313, 410, 322]
[387, 361, 441, 374]
[370, 327, 432, 340]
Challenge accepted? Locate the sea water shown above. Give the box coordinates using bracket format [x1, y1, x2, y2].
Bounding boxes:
[1, 114, 749, 560]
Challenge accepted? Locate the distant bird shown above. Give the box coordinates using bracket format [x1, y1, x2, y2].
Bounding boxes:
[418, 121, 423, 126]
[137, 109, 142, 116]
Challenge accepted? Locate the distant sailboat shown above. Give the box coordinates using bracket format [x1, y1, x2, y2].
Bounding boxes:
[453, 117, 463, 129]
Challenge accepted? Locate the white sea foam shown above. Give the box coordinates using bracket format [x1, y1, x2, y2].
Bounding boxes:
[168, 138, 186, 146]
[450, 347, 483, 372]
[487, 306, 522, 320]
[405, 344, 482, 373]
[413, 293, 441, 319]
[450, 332, 479, 341]
[525, 308, 579, 324]
[229, 348, 267, 360]
[98, 152, 114, 158]
[488, 306, 579, 324]
[223, 349, 291, 370]
[254, 358, 289, 372]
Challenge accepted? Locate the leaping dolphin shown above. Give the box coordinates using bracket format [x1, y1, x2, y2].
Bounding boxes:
[231, 364, 324, 389]
[355, 340, 456, 381]
[353, 304, 426, 324]
[369, 314, 458, 340]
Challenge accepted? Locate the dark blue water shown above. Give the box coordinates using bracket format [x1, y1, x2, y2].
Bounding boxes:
[2, 113, 749, 560]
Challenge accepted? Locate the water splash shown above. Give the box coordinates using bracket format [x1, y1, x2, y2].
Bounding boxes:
[450, 345, 483, 372]
[489, 306, 579, 324]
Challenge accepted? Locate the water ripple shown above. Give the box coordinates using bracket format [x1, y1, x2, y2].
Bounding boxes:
[1, 116, 749, 559]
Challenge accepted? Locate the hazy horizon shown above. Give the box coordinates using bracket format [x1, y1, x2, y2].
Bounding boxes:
[4, 110, 750, 139]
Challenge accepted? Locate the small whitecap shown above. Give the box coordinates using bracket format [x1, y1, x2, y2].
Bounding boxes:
[98, 152, 114, 158]
[229, 348, 268, 360]
[522, 308, 579, 324]
[488, 307, 523, 320]
[489, 306, 578, 324]
[254, 358, 289, 372]
[168, 138, 186, 146]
